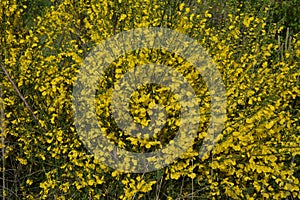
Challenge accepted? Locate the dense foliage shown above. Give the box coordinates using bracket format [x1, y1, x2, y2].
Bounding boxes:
[1, 0, 300, 199]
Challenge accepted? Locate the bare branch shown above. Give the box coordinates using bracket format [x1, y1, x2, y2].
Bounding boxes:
[0, 62, 39, 122]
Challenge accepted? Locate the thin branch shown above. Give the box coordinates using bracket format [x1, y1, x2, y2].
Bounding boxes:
[1, 82, 5, 200]
[191, 159, 194, 200]
[0, 62, 39, 123]
[155, 175, 164, 200]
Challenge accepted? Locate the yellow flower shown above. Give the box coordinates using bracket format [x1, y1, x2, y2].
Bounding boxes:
[17, 157, 28, 165]
[205, 11, 212, 18]
[179, 3, 185, 11]
[26, 179, 33, 185]
[243, 16, 254, 28]
[119, 14, 127, 21]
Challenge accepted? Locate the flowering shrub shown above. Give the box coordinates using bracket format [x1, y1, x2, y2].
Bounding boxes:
[1, 0, 300, 199]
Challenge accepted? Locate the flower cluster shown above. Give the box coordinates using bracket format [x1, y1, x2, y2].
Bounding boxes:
[1, 0, 299, 199]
